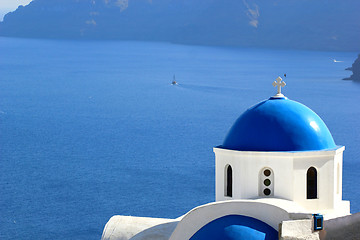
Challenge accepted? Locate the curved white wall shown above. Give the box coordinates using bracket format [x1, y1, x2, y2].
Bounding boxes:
[101, 216, 178, 240]
[169, 199, 309, 240]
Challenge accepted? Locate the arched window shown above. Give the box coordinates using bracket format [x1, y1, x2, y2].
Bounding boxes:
[307, 167, 317, 199]
[259, 167, 274, 197]
[225, 165, 232, 197]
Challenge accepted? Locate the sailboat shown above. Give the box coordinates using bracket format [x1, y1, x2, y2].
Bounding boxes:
[172, 75, 178, 85]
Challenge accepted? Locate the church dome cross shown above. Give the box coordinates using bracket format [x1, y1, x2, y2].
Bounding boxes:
[272, 76, 286, 98]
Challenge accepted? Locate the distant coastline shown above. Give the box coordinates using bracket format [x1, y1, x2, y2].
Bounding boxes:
[1, 0, 359, 52]
[343, 54, 360, 81]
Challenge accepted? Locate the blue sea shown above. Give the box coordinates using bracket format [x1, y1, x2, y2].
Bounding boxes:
[0, 37, 359, 239]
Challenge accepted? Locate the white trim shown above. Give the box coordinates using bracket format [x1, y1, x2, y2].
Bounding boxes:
[214, 146, 345, 158]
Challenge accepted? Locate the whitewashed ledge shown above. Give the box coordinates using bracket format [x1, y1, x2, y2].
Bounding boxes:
[101, 216, 180, 240]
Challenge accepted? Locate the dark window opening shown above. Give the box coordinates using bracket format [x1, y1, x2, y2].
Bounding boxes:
[264, 188, 271, 196]
[264, 179, 271, 186]
[226, 165, 232, 197]
[307, 167, 317, 199]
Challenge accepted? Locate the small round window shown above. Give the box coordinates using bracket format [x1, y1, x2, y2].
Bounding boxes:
[263, 188, 271, 196]
[264, 179, 271, 186]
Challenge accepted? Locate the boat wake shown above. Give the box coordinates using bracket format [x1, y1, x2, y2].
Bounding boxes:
[178, 83, 240, 94]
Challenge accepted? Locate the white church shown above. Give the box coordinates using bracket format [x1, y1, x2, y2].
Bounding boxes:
[101, 77, 356, 240]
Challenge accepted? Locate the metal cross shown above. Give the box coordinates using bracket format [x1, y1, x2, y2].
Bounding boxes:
[272, 76, 286, 97]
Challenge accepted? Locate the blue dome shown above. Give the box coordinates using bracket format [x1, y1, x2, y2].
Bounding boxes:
[222, 97, 336, 152]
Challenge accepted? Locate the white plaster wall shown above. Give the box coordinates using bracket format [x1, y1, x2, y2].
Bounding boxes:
[334, 151, 343, 204]
[214, 147, 349, 216]
[215, 148, 295, 201]
[280, 219, 320, 240]
[293, 147, 345, 212]
[101, 216, 178, 240]
[293, 155, 334, 210]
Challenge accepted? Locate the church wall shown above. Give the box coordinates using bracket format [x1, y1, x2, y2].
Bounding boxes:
[236, 155, 294, 200]
[269, 157, 293, 200]
[293, 153, 336, 211]
[330, 150, 350, 217]
[214, 147, 349, 216]
[334, 151, 343, 204]
[236, 154, 258, 198]
[215, 148, 294, 201]
[215, 150, 234, 201]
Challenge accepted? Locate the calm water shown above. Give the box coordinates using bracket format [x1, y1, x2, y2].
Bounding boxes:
[0, 37, 359, 239]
